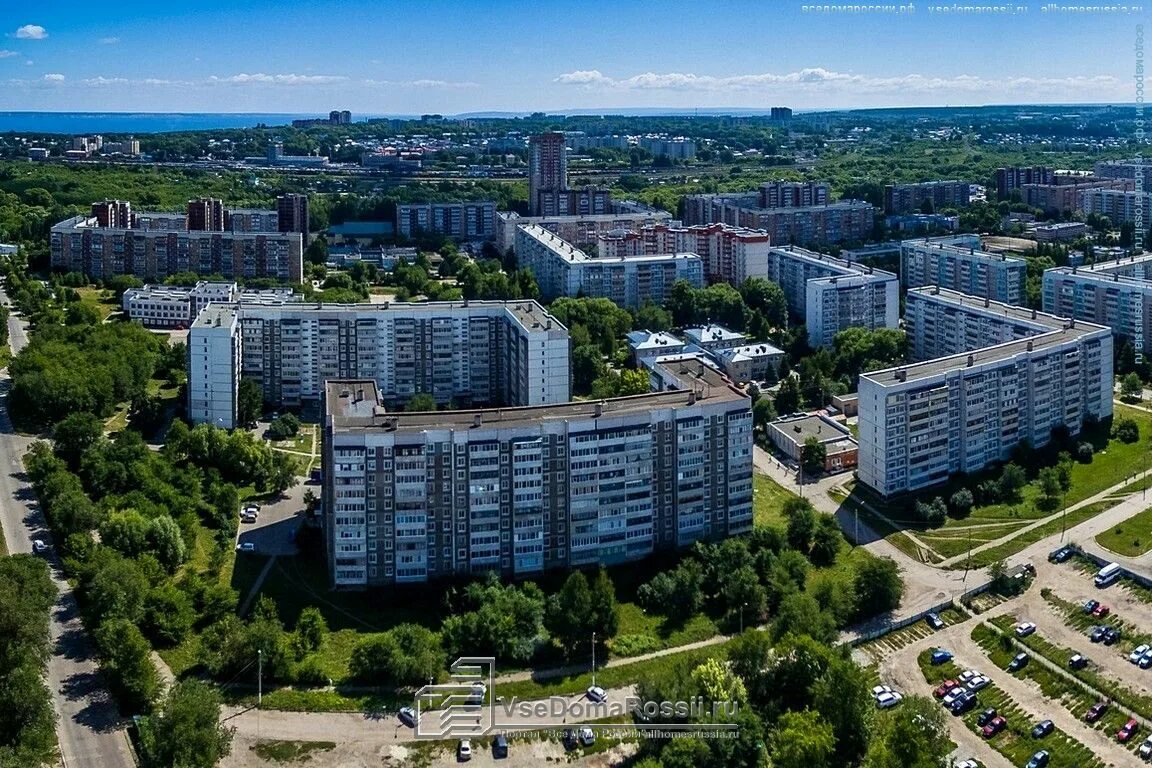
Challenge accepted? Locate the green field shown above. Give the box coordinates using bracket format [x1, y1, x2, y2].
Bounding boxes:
[1095, 504, 1152, 557]
[753, 472, 795, 529]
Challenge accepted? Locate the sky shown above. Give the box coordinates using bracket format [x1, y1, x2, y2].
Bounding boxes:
[0, 0, 1145, 114]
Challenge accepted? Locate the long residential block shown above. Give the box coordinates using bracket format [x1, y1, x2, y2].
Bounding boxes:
[514, 224, 703, 308]
[322, 359, 753, 587]
[188, 300, 571, 428]
[495, 210, 674, 251]
[901, 235, 1028, 306]
[858, 289, 1113, 497]
[1043, 253, 1152, 360]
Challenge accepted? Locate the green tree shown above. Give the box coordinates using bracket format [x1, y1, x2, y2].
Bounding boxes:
[98, 509, 150, 558]
[571, 345, 606, 395]
[1113, 416, 1140, 443]
[772, 592, 837, 644]
[809, 515, 842, 567]
[721, 565, 766, 627]
[852, 554, 902, 620]
[348, 624, 443, 686]
[143, 584, 196, 647]
[949, 488, 974, 519]
[267, 413, 301, 440]
[784, 497, 817, 552]
[52, 412, 104, 471]
[1122, 372, 1144, 400]
[616, 368, 650, 396]
[690, 657, 747, 706]
[293, 607, 329, 659]
[774, 376, 802, 415]
[138, 680, 234, 768]
[632, 301, 673, 332]
[237, 378, 263, 427]
[800, 437, 826, 477]
[85, 554, 149, 623]
[862, 694, 951, 768]
[95, 618, 162, 713]
[147, 515, 187, 572]
[998, 462, 1027, 502]
[405, 392, 437, 412]
[770, 709, 836, 768]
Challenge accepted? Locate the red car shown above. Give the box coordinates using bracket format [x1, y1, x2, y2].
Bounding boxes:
[982, 716, 1008, 738]
[1119, 719, 1140, 743]
[1086, 701, 1109, 723]
[933, 679, 959, 698]
[1093, 604, 1111, 618]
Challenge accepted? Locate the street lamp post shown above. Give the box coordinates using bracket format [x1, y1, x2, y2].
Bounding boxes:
[591, 632, 597, 688]
[740, 601, 748, 634]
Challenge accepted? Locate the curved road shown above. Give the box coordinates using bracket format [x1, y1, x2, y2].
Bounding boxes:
[0, 294, 134, 768]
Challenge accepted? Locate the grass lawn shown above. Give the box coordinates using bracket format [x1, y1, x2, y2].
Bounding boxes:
[941, 501, 1114, 570]
[753, 472, 795, 529]
[251, 740, 336, 764]
[1095, 504, 1152, 557]
[75, 286, 118, 321]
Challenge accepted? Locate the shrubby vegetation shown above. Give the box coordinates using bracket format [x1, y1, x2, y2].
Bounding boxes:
[0, 556, 57, 767]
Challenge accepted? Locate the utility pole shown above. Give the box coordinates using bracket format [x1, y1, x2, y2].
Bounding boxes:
[591, 632, 597, 688]
[258, 649, 263, 707]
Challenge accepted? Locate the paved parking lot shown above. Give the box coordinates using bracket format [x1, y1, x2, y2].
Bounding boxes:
[234, 479, 311, 557]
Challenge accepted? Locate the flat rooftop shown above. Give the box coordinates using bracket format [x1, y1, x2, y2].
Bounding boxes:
[191, 304, 239, 329]
[901, 239, 1025, 264]
[518, 224, 699, 264]
[769, 413, 854, 447]
[224, 298, 565, 332]
[769, 244, 897, 279]
[908, 286, 1067, 330]
[862, 323, 1109, 387]
[327, 361, 746, 432]
[498, 211, 672, 223]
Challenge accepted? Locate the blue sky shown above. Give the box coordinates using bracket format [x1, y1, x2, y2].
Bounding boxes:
[0, 0, 1144, 113]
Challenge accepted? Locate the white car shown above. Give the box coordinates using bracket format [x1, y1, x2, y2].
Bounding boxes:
[1133, 644, 1152, 663]
[958, 669, 979, 683]
[1015, 622, 1037, 637]
[871, 685, 893, 699]
[578, 727, 595, 746]
[966, 675, 991, 691]
[457, 739, 472, 761]
[586, 685, 607, 703]
[31, 539, 47, 554]
[1139, 735, 1152, 758]
[942, 687, 967, 706]
[956, 760, 980, 768]
[876, 691, 903, 709]
[468, 682, 486, 705]
[236, 542, 256, 553]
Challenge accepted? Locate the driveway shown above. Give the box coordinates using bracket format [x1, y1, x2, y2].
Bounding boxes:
[236, 480, 309, 557]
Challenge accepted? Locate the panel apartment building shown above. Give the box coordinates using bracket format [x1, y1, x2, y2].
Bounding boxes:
[1043, 253, 1152, 361]
[51, 199, 305, 283]
[395, 201, 497, 240]
[683, 194, 875, 246]
[857, 288, 1113, 497]
[596, 222, 771, 284]
[321, 358, 753, 587]
[883, 181, 971, 214]
[736, 244, 899, 348]
[188, 300, 571, 428]
[514, 224, 703, 309]
[901, 236, 1028, 306]
[495, 210, 674, 251]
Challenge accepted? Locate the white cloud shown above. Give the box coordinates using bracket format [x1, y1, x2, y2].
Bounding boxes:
[15, 25, 47, 40]
[98, 37, 119, 45]
[362, 78, 478, 89]
[212, 72, 347, 85]
[554, 67, 1118, 96]
[42, 73, 63, 81]
[0, 50, 17, 59]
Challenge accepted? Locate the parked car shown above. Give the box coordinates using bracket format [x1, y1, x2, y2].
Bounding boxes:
[457, 739, 472, 761]
[1093, 604, 1111, 618]
[1085, 701, 1109, 723]
[932, 680, 959, 699]
[956, 760, 980, 768]
[925, 612, 944, 630]
[1083, 599, 1100, 614]
[958, 669, 979, 683]
[1026, 750, 1050, 768]
[397, 707, 416, 728]
[1130, 644, 1150, 664]
[1049, 546, 1073, 563]
[1015, 622, 1037, 637]
[1140, 649, 1152, 669]
[942, 687, 967, 707]
[930, 649, 953, 665]
[872, 684, 894, 698]
[562, 729, 577, 750]
[586, 685, 607, 703]
[578, 727, 595, 746]
[982, 716, 1007, 738]
[951, 691, 978, 714]
[31, 539, 47, 554]
[1007, 652, 1030, 671]
[876, 691, 903, 709]
[492, 734, 509, 759]
[237, 542, 256, 553]
[1069, 654, 1088, 670]
[1138, 734, 1152, 759]
[967, 675, 991, 691]
[976, 708, 998, 727]
[1090, 625, 1107, 642]
[1032, 719, 1054, 738]
[1105, 627, 1122, 645]
[1120, 719, 1141, 743]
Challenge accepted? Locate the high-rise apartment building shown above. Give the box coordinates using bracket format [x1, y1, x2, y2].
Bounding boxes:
[529, 132, 568, 215]
[187, 306, 241, 429]
[596, 222, 771, 283]
[901, 235, 1028, 306]
[395, 202, 496, 239]
[1043, 253, 1152, 361]
[1076, 189, 1152, 225]
[883, 181, 971, 214]
[321, 358, 753, 587]
[187, 300, 571, 428]
[187, 198, 226, 232]
[759, 181, 829, 208]
[496, 211, 674, 252]
[682, 194, 875, 246]
[857, 287, 1113, 497]
[514, 224, 703, 308]
[276, 193, 310, 238]
[738, 244, 900, 348]
[1094, 159, 1152, 187]
[996, 166, 1053, 200]
[90, 199, 132, 229]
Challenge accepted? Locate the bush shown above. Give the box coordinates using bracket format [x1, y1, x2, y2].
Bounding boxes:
[1113, 417, 1140, 444]
[914, 496, 947, 525]
[1076, 442, 1094, 463]
[267, 413, 301, 441]
[948, 488, 974, 519]
[293, 656, 330, 688]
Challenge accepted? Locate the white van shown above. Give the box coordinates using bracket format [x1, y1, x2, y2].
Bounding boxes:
[1095, 562, 1122, 588]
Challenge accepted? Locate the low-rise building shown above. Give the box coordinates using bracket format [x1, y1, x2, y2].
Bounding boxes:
[626, 330, 686, 365]
[123, 282, 300, 328]
[713, 342, 784, 384]
[1032, 222, 1088, 242]
[682, 324, 747, 352]
[767, 412, 858, 472]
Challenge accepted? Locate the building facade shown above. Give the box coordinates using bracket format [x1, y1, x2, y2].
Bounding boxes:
[1043, 253, 1152, 361]
[759, 181, 829, 208]
[682, 196, 875, 246]
[883, 181, 971, 214]
[322, 359, 753, 587]
[122, 281, 300, 328]
[514, 224, 703, 309]
[857, 290, 1113, 497]
[396, 201, 497, 240]
[188, 306, 241, 428]
[900, 236, 1028, 306]
[187, 300, 571, 429]
[496, 211, 674, 252]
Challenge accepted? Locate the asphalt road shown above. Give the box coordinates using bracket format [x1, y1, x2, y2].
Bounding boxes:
[0, 294, 135, 768]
